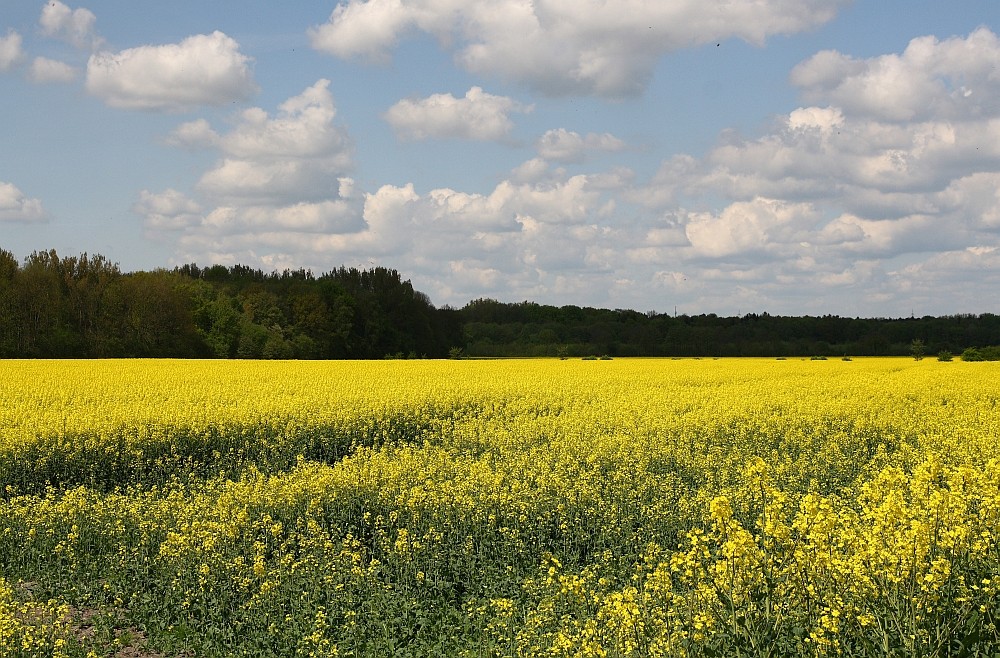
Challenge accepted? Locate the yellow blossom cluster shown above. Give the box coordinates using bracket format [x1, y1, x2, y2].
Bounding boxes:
[0, 357, 997, 656]
[0, 577, 78, 658]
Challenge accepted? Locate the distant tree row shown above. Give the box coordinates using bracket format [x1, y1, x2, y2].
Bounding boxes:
[0, 249, 459, 359]
[460, 298, 1000, 358]
[2, 248, 999, 359]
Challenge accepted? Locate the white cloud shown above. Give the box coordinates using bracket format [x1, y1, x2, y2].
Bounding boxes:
[685, 197, 820, 258]
[508, 175, 606, 224]
[635, 93, 1000, 265]
[396, 174, 608, 231]
[791, 27, 1000, 122]
[361, 172, 608, 249]
[787, 106, 845, 132]
[0, 30, 25, 71]
[39, 1, 103, 50]
[133, 189, 203, 231]
[140, 81, 361, 255]
[201, 200, 361, 234]
[191, 79, 352, 205]
[536, 129, 626, 163]
[28, 57, 77, 83]
[626, 155, 698, 209]
[165, 119, 220, 150]
[816, 213, 953, 256]
[383, 87, 531, 141]
[651, 29, 1000, 268]
[937, 173, 1000, 229]
[904, 246, 1000, 285]
[876, 246, 1000, 311]
[0, 182, 48, 223]
[815, 215, 866, 246]
[220, 80, 348, 158]
[509, 157, 560, 184]
[308, 0, 415, 63]
[85, 31, 257, 111]
[352, 183, 420, 253]
[692, 114, 1000, 211]
[423, 187, 521, 232]
[311, 0, 848, 97]
[198, 159, 343, 206]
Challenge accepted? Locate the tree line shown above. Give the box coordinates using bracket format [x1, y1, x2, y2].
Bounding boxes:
[2, 248, 999, 359]
[0, 249, 459, 359]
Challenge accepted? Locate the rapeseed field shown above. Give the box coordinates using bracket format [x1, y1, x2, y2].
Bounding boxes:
[0, 358, 997, 656]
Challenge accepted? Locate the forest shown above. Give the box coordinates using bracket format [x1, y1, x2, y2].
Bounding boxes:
[2, 248, 999, 359]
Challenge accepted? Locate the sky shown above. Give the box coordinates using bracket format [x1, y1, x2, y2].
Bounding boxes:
[1, 1, 999, 317]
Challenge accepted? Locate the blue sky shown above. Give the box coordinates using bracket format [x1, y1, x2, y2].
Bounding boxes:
[1, 1, 998, 316]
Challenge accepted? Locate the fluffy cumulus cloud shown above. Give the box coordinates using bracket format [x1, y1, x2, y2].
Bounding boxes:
[684, 29, 1000, 231]
[383, 87, 531, 141]
[139, 80, 361, 248]
[0, 182, 48, 223]
[685, 198, 820, 258]
[28, 57, 77, 83]
[0, 30, 24, 71]
[324, 171, 620, 297]
[791, 27, 1000, 122]
[200, 200, 359, 235]
[86, 31, 257, 111]
[307, 0, 414, 64]
[165, 119, 220, 150]
[938, 173, 1000, 229]
[193, 79, 353, 205]
[536, 129, 626, 163]
[133, 189, 203, 231]
[39, 1, 104, 51]
[310, 0, 849, 97]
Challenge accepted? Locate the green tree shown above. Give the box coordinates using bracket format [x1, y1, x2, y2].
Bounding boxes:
[20, 250, 71, 355]
[199, 293, 242, 358]
[60, 252, 120, 353]
[0, 249, 20, 356]
[103, 271, 203, 356]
